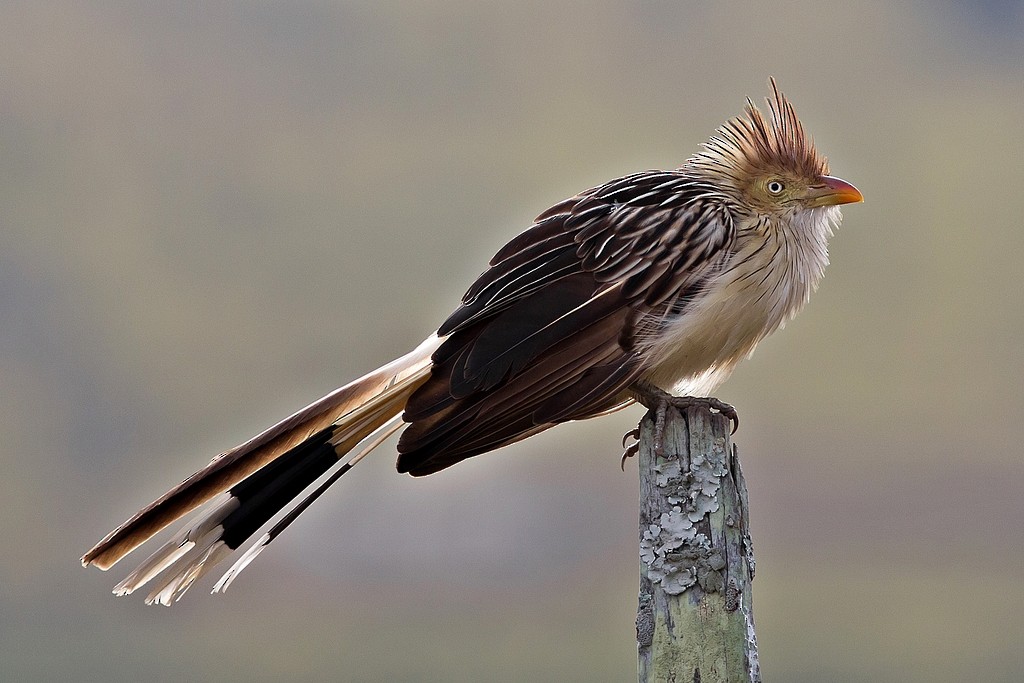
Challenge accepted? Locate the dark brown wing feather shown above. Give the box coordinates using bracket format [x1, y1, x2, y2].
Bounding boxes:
[397, 171, 735, 476]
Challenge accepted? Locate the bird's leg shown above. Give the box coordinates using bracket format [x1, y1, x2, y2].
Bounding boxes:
[629, 381, 739, 457]
[620, 427, 640, 470]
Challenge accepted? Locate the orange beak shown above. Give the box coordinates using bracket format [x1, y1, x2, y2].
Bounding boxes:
[808, 175, 863, 207]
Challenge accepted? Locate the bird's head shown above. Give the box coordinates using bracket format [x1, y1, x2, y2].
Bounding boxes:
[686, 79, 862, 221]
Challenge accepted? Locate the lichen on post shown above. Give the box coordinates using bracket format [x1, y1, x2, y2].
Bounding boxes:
[635, 405, 760, 683]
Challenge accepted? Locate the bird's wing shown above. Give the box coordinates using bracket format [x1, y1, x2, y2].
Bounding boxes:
[397, 171, 735, 475]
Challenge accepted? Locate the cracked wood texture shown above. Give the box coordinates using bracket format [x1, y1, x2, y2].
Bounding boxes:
[636, 405, 760, 683]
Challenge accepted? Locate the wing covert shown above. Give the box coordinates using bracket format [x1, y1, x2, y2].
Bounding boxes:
[400, 170, 736, 475]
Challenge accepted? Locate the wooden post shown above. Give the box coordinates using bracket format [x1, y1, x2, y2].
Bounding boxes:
[635, 405, 760, 683]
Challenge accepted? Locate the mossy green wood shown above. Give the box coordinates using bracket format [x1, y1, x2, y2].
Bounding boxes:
[636, 406, 760, 683]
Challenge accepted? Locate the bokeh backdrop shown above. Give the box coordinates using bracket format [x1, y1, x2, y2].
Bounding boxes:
[3, 2, 1023, 681]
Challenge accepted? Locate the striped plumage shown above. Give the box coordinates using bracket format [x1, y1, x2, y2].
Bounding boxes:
[82, 79, 861, 604]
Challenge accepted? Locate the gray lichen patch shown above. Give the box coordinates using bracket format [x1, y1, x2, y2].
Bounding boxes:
[744, 601, 761, 681]
[636, 592, 654, 648]
[638, 410, 730, 596]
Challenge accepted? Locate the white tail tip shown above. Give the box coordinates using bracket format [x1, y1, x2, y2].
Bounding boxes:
[211, 532, 271, 594]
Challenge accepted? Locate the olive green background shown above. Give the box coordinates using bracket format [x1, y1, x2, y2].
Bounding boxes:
[3, 2, 1022, 681]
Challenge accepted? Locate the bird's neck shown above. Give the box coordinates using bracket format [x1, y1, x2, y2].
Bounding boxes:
[639, 205, 838, 395]
[734, 205, 836, 328]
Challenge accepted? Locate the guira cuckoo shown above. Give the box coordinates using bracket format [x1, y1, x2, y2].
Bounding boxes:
[82, 80, 862, 605]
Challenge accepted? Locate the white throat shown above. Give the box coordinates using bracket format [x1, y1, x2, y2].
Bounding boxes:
[640, 205, 840, 396]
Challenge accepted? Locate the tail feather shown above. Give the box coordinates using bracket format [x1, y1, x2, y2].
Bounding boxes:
[113, 426, 341, 604]
[110, 494, 239, 598]
[83, 335, 441, 600]
[212, 415, 403, 595]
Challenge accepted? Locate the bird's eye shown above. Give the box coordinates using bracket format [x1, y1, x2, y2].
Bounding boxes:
[766, 180, 785, 195]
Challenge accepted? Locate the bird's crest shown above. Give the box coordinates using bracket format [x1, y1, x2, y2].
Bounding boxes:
[689, 78, 829, 182]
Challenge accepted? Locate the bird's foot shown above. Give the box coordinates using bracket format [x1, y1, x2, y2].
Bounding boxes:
[620, 427, 640, 470]
[663, 395, 738, 433]
[629, 382, 738, 457]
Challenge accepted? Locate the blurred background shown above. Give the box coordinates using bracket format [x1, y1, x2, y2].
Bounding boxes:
[3, 1, 1022, 681]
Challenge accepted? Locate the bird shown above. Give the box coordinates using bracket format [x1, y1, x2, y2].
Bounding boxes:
[81, 79, 862, 605]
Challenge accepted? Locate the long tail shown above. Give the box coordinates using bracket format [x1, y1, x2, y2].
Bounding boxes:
[81, 335, 442, 605]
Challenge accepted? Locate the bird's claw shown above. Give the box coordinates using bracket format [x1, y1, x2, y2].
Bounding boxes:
[620, 427, 641, 470]
[620, 442, 639, 471]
